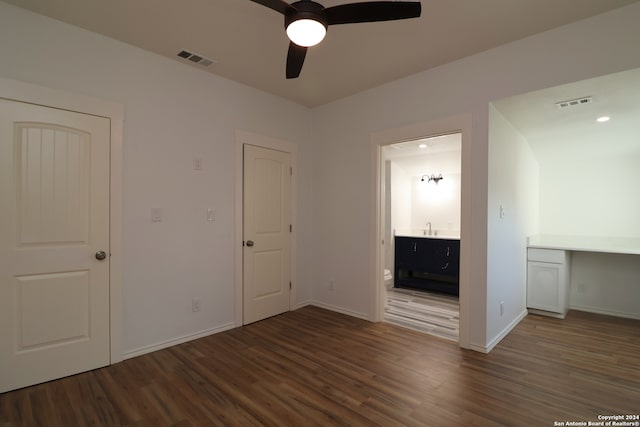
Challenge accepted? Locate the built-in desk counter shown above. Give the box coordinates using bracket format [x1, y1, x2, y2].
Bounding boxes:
[526, 235, 640, 319]
[527, 235, 640, 256]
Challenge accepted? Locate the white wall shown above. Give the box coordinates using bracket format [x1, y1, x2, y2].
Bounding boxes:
[539, 146, 640, 319]
[569, 252, 640, 319]
[390, 162, 412, 232]
[410, 172, 461, 233]
[382, 162, 412, 274]
[3, 1, 640, 355]
[0, 2, 314, 356]
[487, 105, 540, 345]
[539, 155, 640, 238]
[311, 3, 640, 350]
[387, 148, 462, 235]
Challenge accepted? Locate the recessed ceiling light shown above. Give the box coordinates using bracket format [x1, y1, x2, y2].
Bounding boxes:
[418, 144, 427, 149]
[596, 116, 610, 123]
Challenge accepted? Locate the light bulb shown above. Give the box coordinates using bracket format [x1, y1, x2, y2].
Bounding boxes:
[286, 19, 327, 47]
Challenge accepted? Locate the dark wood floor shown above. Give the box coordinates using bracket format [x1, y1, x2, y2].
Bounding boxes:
[1, 306, 639, 426]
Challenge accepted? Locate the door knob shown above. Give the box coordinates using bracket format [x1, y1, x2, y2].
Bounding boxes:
[246, 240, 254, 247]
[95, 251, 107, 260]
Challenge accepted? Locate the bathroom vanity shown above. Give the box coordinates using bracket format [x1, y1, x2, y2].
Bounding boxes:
[394, 235, 460, 296]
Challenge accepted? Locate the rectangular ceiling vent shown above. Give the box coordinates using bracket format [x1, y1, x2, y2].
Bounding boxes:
[555, 96, 593, 109]
[177, 50, 216, 67]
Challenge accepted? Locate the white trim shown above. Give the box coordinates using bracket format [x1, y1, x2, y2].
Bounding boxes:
[482, 309, 528, 353]
[569, 305, 640, 321]
[0, 77, 124, 120]
[122, 323, 235, 360]
[370, 114, 473, 350]
[234, 130, 298, 326]
[0, 76, 124, 364]
[527, 308, 566, 319]
[467, 343, 490, 354]
[308, 302, 370, 321]
[293, 299, 314, 310]
[109, 116, 124, 363]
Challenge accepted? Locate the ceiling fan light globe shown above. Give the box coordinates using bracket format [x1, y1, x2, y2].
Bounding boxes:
[286, 19, 326, 47]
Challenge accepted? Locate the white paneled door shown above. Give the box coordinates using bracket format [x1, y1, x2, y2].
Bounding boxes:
[0, 99, 110, 393]
[243, 144, 291, 324]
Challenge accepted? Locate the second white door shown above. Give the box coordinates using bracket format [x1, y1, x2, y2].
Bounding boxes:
[243, 144, 291, 324]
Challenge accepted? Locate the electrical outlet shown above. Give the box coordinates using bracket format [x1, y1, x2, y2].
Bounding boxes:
[328, 280, 335, 291]
[192, 297, 201, 312]
[500, 301, 504, 316]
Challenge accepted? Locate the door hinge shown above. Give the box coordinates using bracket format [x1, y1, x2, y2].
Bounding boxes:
[290, 167, 293, 176]
[289, 281, 292, 290]
[289, 224, 292, 232]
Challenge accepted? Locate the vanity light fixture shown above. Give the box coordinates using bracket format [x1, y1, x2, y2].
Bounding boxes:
[420, 173, 444, 184]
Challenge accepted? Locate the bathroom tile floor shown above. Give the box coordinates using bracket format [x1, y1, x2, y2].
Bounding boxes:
[384, 287, 459, 341]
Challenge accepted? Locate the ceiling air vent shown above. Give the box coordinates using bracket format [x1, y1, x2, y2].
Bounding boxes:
[555, 96, 593, 109]
[176, 50, 216, 67]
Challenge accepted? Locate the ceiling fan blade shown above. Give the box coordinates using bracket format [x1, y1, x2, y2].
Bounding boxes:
[249, 0, 296, 15]
[286, 42, 307, 79]
[325, 1, 421, 25]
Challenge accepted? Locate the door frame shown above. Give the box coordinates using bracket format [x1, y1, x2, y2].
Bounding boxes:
[370, 114, 472, 349]
[0, 77, 124, 363]
[234, 130, 297, 326]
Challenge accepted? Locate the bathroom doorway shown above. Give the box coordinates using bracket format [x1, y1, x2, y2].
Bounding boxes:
[380, 134, 462, 341]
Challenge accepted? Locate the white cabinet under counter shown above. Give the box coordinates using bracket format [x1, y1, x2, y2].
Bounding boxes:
[527, 248, 571, 318]
[526, 235, 640, 320]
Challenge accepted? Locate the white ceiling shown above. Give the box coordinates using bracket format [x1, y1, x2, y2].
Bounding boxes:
[4, 0, 638, 107]
[493, 67, 640, 164]
[383, 67, 640, 175]
[383, 133, 461, 175]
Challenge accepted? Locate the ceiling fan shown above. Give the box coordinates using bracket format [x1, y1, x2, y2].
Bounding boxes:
[249, 0, 422, 79]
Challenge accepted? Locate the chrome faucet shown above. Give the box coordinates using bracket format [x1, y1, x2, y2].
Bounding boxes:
[424, 222, 432, 236]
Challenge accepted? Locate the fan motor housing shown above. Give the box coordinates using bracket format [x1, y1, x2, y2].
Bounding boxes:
[285, 1, 328, 29]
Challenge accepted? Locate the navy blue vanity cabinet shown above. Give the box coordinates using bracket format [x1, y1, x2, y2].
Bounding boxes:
[394, 236, 460, 296]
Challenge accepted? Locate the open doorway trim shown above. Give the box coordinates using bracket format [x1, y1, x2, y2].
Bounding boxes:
[0, 76, 125, 363]
[234, 130, 298, 327]
[370, 114, 472, 349]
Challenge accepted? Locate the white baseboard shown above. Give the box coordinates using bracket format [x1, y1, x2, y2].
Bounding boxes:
[569, 304, 640, 320]
[293, 299, 314, 310]
[122, 322, 235, 360]
[527, 308, 566, 319]
[476, 309, 528, 354]
[307, 301, 369, 321]
[122, 302, 362, 361]
[467, 342, 490, 354]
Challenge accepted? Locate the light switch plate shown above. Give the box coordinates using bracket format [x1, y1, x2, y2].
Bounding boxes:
[151, 208, 162, 222]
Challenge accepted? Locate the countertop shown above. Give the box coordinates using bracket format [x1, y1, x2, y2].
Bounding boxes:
[394, 229, 460, 240]
[527, 234, 640, 255]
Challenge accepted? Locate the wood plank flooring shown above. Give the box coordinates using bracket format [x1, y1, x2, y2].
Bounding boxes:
[1, 306, 639, 426]
[384, 288, 459, 341]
